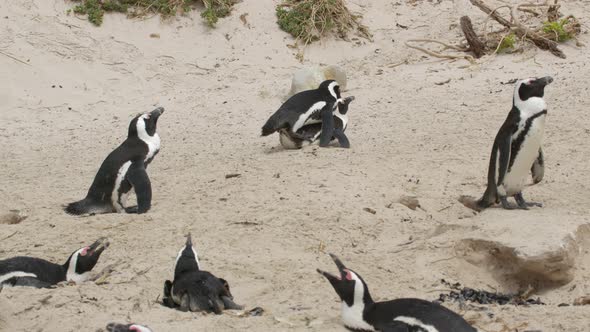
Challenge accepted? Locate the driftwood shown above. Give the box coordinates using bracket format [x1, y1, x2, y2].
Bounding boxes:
[460, 16, 486, 58]
[469, 0, 565, 58]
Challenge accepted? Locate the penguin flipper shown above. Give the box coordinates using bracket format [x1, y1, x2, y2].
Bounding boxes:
[11, 277, 54, 288]
[495, 134, 512, 195]
[332, 128, 350, 148]
[531, 147, 544, 184]
[319, 103, 336, 147]
[127, 161, 152, 214]
[221, 295, 244, 310]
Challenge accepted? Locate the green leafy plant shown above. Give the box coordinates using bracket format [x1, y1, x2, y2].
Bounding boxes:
[497, 33, 516, 52]
[276, 0, 371, 46]
[543, 18, 573, 42]
[69, 0, 235, 27]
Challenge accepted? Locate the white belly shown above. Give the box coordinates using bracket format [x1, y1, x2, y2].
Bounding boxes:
[503, 116, 545, 195]
[112, 161, 132, 212]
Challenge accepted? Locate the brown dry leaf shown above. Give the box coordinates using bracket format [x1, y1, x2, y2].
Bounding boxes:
[573, 295, 590, 306]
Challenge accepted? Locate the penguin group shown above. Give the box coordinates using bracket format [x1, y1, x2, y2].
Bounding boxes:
[0, 65, 556, 331]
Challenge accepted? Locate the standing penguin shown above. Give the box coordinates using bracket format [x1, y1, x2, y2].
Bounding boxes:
[318, 254, 477, 332]
[477, 77, 553, 210]
[280, 95, 355, 149]
[65, 107, 164, 215]
[262, 80, 347, 149]
[0, 238, 109, 288]
[162, 234, 243, 313]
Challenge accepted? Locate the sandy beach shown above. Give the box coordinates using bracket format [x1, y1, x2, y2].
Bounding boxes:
[1, 0, 590, 331]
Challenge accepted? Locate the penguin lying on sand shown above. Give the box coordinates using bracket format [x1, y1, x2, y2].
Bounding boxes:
[281, 96, 355, 149]
[318, 254, 476, 332]
[476, 76, 553, 211]
[288, 65, 347, 97]
[262, 80, 352, 149]
[65, 107, 164, 215]
[0, 237, 109, 288]
[106, 323, 152, 332]
[162, 234, 243, 313]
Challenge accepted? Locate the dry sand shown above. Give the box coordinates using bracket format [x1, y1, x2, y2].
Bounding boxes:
[1, 0, 590, 331]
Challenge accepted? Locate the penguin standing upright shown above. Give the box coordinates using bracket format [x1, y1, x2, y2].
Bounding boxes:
[477, 76, 553, 210]
[162, 234, 242, 313]
[0, 238, 109, 288]
[65, 107, 164, 215]
[262, 80, 350, 149]
[318, 254, 477, 332]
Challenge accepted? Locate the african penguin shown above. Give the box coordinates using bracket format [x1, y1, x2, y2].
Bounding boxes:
[262, 80, 345, 149]
[162, 233, 243, 313]
[280, 95, 355, 149]
[288, 65, 347, 97]
[65, 107, 164, 215]
[318, 254, 477, 332]
[0, 237, 109, 288]
[477, 76, 553, 210]
[105, 323, 153, 332]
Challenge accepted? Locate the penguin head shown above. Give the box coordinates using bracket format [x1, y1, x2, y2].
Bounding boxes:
[64, 237, 109, 282]
[174, 233, 201, 279]
[515, 76, 553, 102]
[128, 107, 165, 138]
[106, 323, 153, 332]
[318, 80, 342, 103]
[317, 253, 373, 307]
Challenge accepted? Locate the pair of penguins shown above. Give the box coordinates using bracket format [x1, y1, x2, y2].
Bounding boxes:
[0, 234, 240, 332]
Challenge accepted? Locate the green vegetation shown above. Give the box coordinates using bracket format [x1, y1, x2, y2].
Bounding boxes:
[69, 0, 235, 27]
[276, 0, 371, 45]
[497, 33, 516, 52]
[543, 18, 574, 42]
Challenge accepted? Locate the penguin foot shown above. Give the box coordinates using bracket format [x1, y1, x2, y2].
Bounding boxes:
[124, 206, 138, 213]
[515, 193, 543, 208]
[499, 196, 518, 210]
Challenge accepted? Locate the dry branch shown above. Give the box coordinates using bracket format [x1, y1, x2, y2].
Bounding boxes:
[460, 16, 486, 58]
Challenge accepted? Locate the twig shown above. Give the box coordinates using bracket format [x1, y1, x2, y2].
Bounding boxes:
[0, 51, 30, 66]
[405, 39, 475, 63]
[0, 231, 18, 241]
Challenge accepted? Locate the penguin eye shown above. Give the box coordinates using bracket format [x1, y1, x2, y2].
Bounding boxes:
[80, 247, 89, 256]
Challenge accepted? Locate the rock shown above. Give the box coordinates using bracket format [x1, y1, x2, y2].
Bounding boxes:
[454, 213, 590, 291]
[288, 65, 347, 98]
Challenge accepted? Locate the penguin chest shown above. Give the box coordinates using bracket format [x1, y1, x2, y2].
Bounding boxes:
[112, 161, 132, 212]
[341, 302, 375, 331]
[503, 115, 545, 194]
[292, 101, 327, 132]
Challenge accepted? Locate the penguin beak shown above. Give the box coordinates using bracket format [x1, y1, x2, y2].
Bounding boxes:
[536, 76, 553, 86]
[150, 107, 165, 118]
[87, 237, 110, 256]
[186, 233, 193, 247]
[316, 253, 348, 281]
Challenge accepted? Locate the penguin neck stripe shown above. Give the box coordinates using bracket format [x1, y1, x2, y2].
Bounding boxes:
[328, 81, 338, 100]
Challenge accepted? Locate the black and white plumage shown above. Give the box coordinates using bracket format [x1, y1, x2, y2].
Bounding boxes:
[262, 80, 350, 149]
[0, 238, 109, 288]
[65, 107, 164, 215]
[280, 96, 355, 149]
[318, 254, 476, 332]
[477, 76, 553, 210]
[106, 323, 152, 332]
[162, 234, 243, 314]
